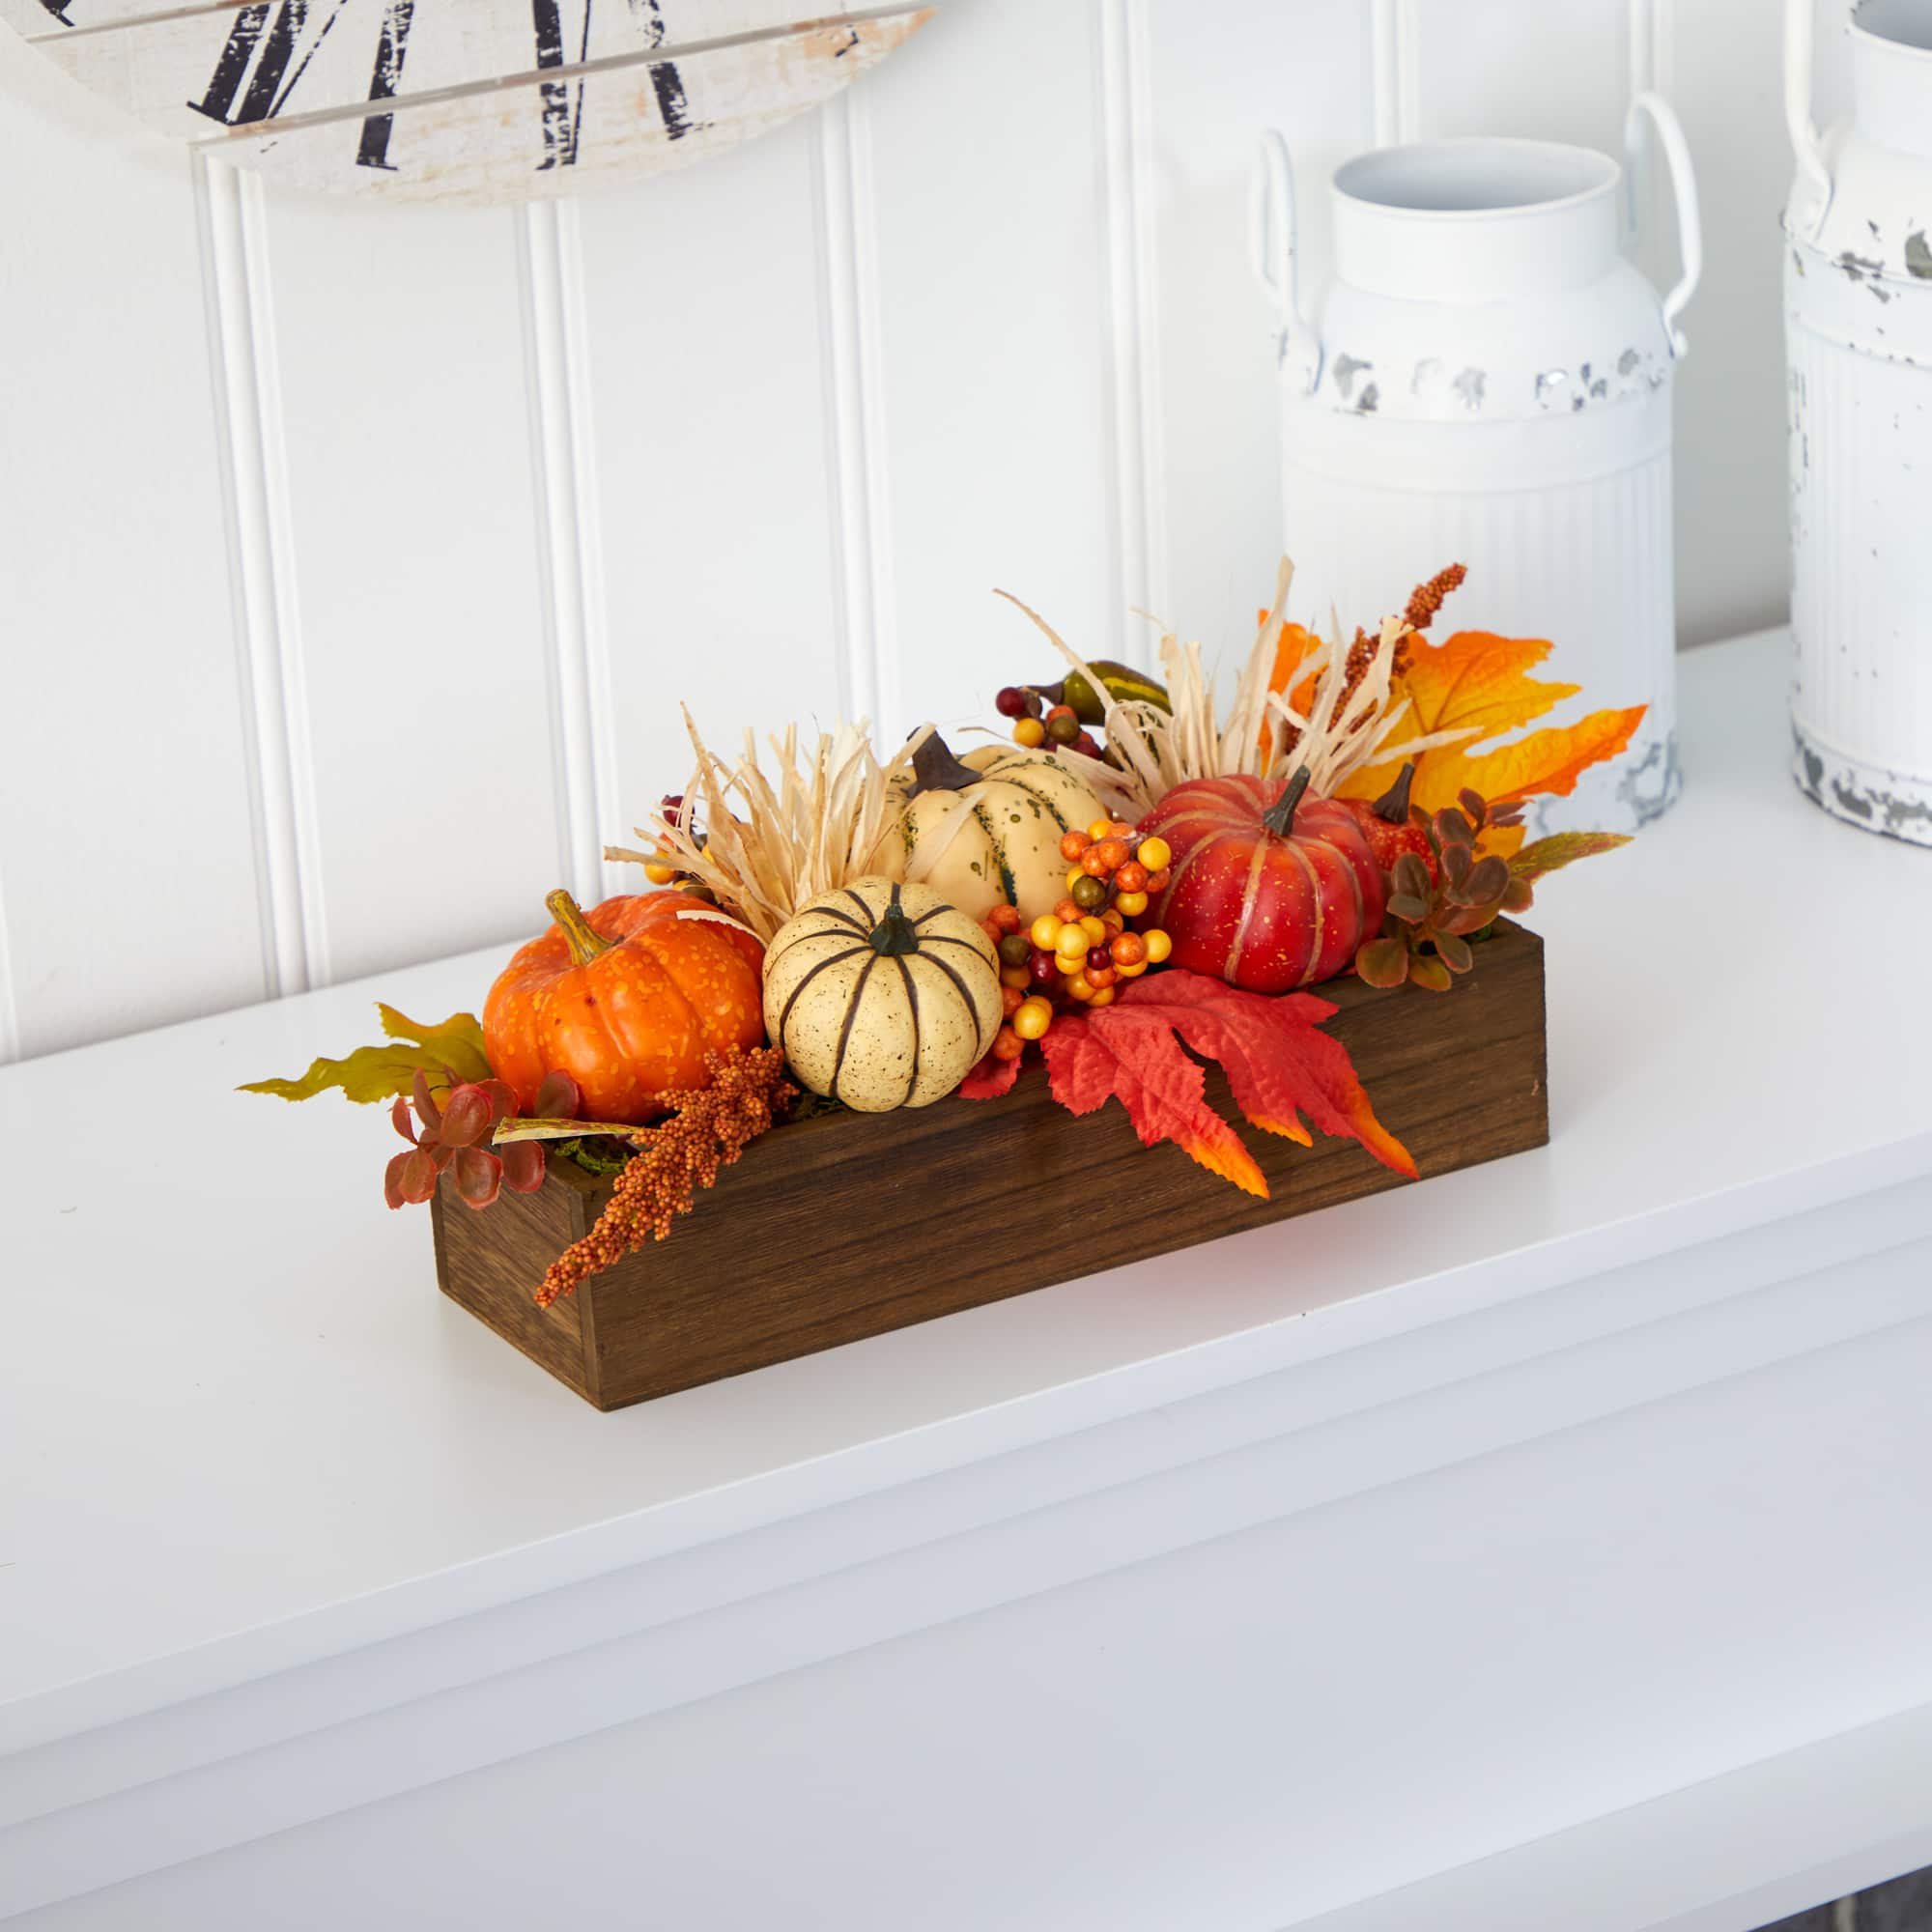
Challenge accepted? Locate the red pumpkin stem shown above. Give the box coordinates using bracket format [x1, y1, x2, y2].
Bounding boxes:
[546, 889, 613, 967]
[1261, 766, 1314, 838]
[1373, 761, 1417, 825]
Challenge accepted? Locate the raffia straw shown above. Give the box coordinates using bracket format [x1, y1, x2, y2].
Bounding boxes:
[606, 710, 923, 944]
[1000, 558, 1479, 814]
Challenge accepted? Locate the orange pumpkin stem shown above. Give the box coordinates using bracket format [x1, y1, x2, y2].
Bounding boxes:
[545, 889, 614, 967]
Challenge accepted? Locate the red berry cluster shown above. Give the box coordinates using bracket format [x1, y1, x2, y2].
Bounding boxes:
[995, 685, 1102, 758]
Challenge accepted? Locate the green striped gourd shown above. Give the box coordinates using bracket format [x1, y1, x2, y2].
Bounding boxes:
[897, 735, 1104, 924]
[762, 876, 1001, 1112]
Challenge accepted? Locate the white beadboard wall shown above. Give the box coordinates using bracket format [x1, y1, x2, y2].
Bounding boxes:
[0, 0, 1810, 1063]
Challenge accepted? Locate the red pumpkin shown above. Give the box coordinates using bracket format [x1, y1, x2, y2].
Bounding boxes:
[1337, 762, 1438, 881]
[484, 890, 765, 1124]
[1137, 769, 1387, 994]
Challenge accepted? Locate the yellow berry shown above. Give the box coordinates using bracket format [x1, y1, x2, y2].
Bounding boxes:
[1000, 963, 1031, 989]
[1013, 997, 1053, 1040]
[1078, 915, 1108, 946]
[1013, 717, 1046, 749]
[1117, 958, 1149, 979]
[1087, 985, 1117, 1008]
[1064, 974, 1095, 1002]
[1056, 942, 1091, 972]
[1136, 836, 1171, 872]
[1115, 890, 1149, 916]
[642, 862, 677, 887]
[1066, 867, 1085, 893]
[1143, 928, 1172, 963]
[1030, 915, 1065, 952]
[1087, 818, 1113, 841]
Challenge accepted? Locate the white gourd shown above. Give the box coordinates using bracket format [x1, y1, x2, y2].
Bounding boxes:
[762, 876, 1002, 1112]
[898, 737, 1105, 924]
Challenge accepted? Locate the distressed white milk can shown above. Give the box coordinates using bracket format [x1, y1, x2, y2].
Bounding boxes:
[1251, 106, 1701, 834]
[1785, 0, 1932, 844]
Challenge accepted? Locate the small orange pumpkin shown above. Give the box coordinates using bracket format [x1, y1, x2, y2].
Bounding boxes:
[484, 890, 766, 1124]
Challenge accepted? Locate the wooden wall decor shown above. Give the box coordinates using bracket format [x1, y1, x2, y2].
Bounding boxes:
[2, 1, 935, 201]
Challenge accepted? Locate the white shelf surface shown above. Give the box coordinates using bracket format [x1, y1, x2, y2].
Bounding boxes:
[3, 629, 1930, 1929]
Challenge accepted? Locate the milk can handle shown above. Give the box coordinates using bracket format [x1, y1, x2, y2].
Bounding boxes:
[1784, 0, 1834, 239]
[1625, 93, 1702, 360]
[1248, 130, 1320, 391]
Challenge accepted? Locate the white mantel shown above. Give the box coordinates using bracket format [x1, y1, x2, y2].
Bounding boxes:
[3, 631, 1929, 1931]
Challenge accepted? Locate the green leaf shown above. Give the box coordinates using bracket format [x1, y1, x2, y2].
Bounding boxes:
[1355, 936, 1410, 988]
[1387, 893, 1432, 923]
[1508, 832, 1633, 885]
[1391, 853, 1432, 902]
[239, 1006, 491, 1105]
[1408, 954, 1453, 993]
[1434, 931, 1474, 974]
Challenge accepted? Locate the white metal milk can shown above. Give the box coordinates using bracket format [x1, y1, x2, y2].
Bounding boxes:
[1785, 0, 1932, 845]
[1251, 107, 1701, 835]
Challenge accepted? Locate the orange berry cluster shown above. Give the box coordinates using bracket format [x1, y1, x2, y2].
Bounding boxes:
[535, 1046, 794, 1307]
[978, 821, 1175, 1062]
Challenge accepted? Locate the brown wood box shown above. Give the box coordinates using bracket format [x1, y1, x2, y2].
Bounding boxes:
[433, 923, 1548, 1410]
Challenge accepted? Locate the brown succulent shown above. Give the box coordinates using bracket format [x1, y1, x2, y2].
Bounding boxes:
[1354, 787, 1531, 992]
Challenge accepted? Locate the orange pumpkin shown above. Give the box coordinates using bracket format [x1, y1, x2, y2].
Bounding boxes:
[484, 890, 766, 1124]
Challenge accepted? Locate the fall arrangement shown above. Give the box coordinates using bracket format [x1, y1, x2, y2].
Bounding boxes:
[247, 561, 1637, 1407]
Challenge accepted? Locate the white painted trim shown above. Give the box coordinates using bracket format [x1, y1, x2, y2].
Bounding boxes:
[0, 852, 19, 1065]
[1630, 0, 1675, 99]
[815, 88, 898, 732]
[1626, 0, 1678, 278]
[192, 152, 327, 999]
[517, 198, 621, 908]
[1370, 0, 1420, 148]
[6, 1181, 1929, 1912]
[1097, 0, 1170, 665]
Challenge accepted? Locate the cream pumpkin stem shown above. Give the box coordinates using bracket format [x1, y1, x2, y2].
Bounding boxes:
[867, 898, 923, 957]
[908, 730, 982, 799]
[545, 889, 614, 967]
[1262, 766, 1315, 838]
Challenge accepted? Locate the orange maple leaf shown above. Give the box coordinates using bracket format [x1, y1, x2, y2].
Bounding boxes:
[1264, 616, 1327, 725]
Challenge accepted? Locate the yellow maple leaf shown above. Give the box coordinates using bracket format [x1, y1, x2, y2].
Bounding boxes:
[1338, 629, 1646, 851]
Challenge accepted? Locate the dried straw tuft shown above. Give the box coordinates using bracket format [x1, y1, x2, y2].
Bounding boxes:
[607, 712, 923, 945]
[998, 557, 1480, 814]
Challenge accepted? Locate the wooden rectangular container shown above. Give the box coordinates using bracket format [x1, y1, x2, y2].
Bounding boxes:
[433, 923, 1548, 1410]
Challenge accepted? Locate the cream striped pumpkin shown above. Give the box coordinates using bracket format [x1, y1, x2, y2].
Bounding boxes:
[761, 877, 1001, 1112]
[898, 740, 1105, 925]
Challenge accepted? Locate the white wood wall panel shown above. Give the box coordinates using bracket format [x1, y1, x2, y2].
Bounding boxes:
[1667, 0, 1793, 652]
[1147, 0, 1372, 659]
[0, 0, 1813, 1059]
[861, 0, 1120, 732]
[263, 191, 562, 982]
[0, 37, 264, 1061]
[1410, 0, 1631, 155]
[575, 112, 846, 837]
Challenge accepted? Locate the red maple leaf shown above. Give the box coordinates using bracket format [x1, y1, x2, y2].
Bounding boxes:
[957, 1048, 1023, 1099]
[1037, 969, 1416, 1198]
[1041, 1009, 1269, 1196]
